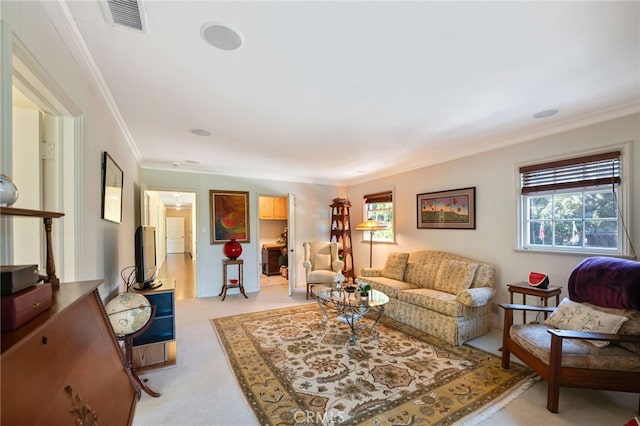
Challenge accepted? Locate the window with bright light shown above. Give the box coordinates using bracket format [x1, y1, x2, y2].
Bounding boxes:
[518, 150, 628, 255]
[364, 191, 394, 243]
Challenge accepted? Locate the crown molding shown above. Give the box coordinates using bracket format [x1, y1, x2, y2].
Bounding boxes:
[42, 1, 142, 162]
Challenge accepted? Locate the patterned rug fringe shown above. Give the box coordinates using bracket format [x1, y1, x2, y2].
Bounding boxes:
[453, 375, 541, 426]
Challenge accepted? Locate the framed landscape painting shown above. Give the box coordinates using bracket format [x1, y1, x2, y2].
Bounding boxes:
[417, 187, 476, 229]
[210, 190, 250, 243]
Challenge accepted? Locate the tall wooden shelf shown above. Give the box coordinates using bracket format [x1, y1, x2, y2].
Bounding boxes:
[329, 198, 355, 283]
[0, 207, 64, 288]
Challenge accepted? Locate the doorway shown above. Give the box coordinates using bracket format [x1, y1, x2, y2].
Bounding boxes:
[3, 45, 80, 282]
[258, 195, 290, 291]
[143, 190, 196, 300]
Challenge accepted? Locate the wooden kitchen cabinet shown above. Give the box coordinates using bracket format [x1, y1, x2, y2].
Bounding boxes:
[259, 196, 287, 220]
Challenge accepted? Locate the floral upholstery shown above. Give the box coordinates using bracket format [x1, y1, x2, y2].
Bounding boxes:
[510, 323, 640, 371]
[457, 287, 496, 307]
[357, 250, 495, 346]
[434, 259, 478, 294]
[397, 289, 485, 317]
[357, 276, 417, 299]
[381, 252, 409, 280]
[581, 302, 640, 353]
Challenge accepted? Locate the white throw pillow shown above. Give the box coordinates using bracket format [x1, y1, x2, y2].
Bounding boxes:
[313, 253, 332, 271]
[544, 297, 629, 348]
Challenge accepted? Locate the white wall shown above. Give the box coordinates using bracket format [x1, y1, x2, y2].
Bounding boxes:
[259, 219, 287, 245]
[11, 105, 40, 265]
[347, 114, 640, 326]
[140, 168, 345, 297]
[2, 3, 141, 296]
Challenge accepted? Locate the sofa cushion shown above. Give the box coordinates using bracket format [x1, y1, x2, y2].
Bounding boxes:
[397, 288, 481, 317]
[381, 252, 409, 281]
[307, 269, 338, 284]
[313, 253, 332, 271]
[357, 276, 417, 299]
[434, 259, 478, 294]
[544, 298, 628, 348]
[403, 251, 448, 288]
[510, 323, 640, 371]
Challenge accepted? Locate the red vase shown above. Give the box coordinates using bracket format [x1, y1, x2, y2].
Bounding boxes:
[224, 239, 242, 260]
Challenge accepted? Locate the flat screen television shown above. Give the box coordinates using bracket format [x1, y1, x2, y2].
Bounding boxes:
[135, 225, 158, 288]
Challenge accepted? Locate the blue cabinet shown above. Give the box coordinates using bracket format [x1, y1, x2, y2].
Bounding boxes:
[132, 282, 176, 370]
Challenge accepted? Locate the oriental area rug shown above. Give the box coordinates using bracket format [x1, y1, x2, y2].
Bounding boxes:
[211, 304, 537, 425]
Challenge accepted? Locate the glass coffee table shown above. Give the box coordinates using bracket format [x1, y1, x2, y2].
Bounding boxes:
[313, 286, 389, 345]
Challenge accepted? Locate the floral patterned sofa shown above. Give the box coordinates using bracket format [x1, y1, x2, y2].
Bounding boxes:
[358, 250, 495, 346]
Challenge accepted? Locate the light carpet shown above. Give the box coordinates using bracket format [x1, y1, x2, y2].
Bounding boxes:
[211, 304, 537, 425]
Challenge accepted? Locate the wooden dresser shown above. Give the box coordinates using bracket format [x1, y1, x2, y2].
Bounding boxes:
[262, 244, 284, 275]
[1, 280, 138, 425]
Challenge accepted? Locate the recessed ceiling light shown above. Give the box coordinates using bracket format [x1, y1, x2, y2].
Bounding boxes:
[191, 128, 211, 136]
[201, 23, 243, 51]
[172, 162, 180, 167]
[533, 109, 559, 119]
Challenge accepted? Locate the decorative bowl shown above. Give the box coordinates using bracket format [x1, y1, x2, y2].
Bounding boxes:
[0, 174, 19, 207]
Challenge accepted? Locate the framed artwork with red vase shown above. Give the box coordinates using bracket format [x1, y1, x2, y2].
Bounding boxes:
[210, 190, 250, 244]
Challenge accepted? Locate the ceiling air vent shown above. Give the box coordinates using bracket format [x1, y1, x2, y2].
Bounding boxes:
[107, 0, 145, 31]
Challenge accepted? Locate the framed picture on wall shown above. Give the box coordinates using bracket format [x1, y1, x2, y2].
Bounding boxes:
[417, 187, 476, 229]
[101, 152, 124, 224]
[209, 190, 250, 243]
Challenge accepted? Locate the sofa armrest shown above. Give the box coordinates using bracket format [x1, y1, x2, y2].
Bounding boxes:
[457, 287, 495, 307]
[303, 260, 312, 272]
[360, 268, 383, 277]
[332, 259, 345, 272]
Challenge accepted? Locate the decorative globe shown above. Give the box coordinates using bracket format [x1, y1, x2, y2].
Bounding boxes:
[105, 292, 152, 335]
[224, 239, 242, 259]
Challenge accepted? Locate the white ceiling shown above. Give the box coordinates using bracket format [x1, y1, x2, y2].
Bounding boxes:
[153, 191, 195, 209]
[65, 1, 639, 185]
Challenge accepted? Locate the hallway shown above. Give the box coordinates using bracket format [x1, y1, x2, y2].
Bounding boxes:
[157, 252, 289, 300]
[157, 253, 196, 300]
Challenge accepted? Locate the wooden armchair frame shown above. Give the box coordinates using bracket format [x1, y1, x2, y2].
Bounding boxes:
[501, 303, 640, 414]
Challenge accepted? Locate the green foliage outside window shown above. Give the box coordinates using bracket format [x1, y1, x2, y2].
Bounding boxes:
[525, 189, 618, 250]
[365, 202, 394, 242]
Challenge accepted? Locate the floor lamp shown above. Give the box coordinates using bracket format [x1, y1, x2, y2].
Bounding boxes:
[355, 219, 388, 268]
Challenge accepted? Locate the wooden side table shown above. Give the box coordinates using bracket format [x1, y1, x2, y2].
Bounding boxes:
[220, 259, 248, 301]
[507, 281, 562, 323]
